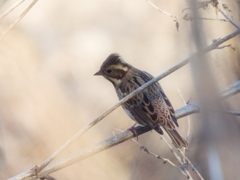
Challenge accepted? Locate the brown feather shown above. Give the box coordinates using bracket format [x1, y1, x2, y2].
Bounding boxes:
[95, 53, 188, 148]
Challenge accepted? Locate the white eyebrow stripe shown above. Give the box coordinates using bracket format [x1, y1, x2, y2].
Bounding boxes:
[108, 64, 128, 72]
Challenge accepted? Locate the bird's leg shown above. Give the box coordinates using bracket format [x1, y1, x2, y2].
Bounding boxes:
[128, 123, 140, 140]
[130, 123, 137, 129]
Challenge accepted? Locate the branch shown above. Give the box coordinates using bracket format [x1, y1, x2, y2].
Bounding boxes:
[220, 80, 240, 99]
[147, 0, 231, 24]
[31, 27, 240, 175]
[0, 0, 38, 41]
[216, 4, 240, 29]
[177, 88, 191, 141]
[9, 80, 240, 180]
[14, 27, 240, 177]
[158, 136, 195, 179]
[0, 0, 25, 20]
[182, 1, 212, 13]
[175, 80, 240, 119]
[131, 139, 190, 178]
[146, 0, 177, 19]
[224, 111, 240, 116]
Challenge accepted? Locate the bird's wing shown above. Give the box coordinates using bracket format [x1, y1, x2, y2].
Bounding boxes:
[128, 92, 177, 130]
[141, 71, 179, 128]
[123, 70, 178, 130]
[158, 88, 179, 127]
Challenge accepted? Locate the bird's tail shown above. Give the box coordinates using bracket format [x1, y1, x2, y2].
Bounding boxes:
[164, 128, 188, 148]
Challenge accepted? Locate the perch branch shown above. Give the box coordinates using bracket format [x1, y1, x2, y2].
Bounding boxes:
[20, 28, 240, 175]
[34, 27, 240, 174]
[9, 80, 240, 180]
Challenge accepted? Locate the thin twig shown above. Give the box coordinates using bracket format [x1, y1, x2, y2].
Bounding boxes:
[146, 0, 176, 19]
[176, 88, 190, 168]
[114, 129, 190, 178]
[118, 128, 192, 179]
[0, 0, 38, 41]
[0, 0, 25, 20]
[182, 1, 212, 13]
[216, 44, 235, 50]
[178, 149, 205, 180]
[177, 88, 191, 142]
[146, 0, 230, 23]
[216, 4, 240, 29]
[131, 138, 190, 178]
[160, 136, 194, 180]
[160, 136, 182, 163]
[162, 134, 202, 180]
[183, 15, 228, 22]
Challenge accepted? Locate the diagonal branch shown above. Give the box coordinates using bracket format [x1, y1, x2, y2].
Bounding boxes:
[33, 28, 240, 173]
[224, 111, 240, 116]
[0, 0, 25, 20]
[9, 80, 240, 180]
[131, 139, 190, 178]
[0, 0, 38, 41]
[216, 4, 240, 29]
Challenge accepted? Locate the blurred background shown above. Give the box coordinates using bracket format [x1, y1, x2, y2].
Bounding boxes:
[0, 0, 239, 179]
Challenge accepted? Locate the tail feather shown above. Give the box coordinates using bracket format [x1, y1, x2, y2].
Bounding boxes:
[164, 128, 188, 148]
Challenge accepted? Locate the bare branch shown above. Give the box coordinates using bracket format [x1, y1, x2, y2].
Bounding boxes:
[146, 0, 231, 25]
[175, 80, 240, 119]
[9, 126, 152, 180]
[182, 1, 212, 13]
[31, 27, 240, 175]
[9, 80, 240, 180]
[160, 132, 203, 179]
[216, 4, 240, 29]
[131, 139, 190, 178]
[0, 0, 38, 41]
[25, 28, 240, 175]
[177, 88, 191, 142]
[224, 111, 240, 116]
[183, 13, 228, 22]
[220, 80, 240, 99]
[146, 0, 177, 19]
[159, 136, 194, 179]
[0, 0, 25, 20]
[178, 150, 204, 180]
[216, 44, 235, 51]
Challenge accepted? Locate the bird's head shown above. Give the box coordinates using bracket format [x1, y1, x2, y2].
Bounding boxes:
[94, 53, 131, 86]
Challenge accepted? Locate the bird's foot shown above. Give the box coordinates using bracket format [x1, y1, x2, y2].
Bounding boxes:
[128, 123, 139, 140]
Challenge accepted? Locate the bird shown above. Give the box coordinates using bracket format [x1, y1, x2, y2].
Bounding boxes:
[94, 53, 188, 148]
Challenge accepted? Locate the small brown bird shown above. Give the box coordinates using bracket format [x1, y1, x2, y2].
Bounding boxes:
[94, 53, 187, 148]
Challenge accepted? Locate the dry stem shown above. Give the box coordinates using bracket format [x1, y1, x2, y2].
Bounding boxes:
[9, 80, 240, 180]
[33, 27, 240, 173]
[0, 0, 38, 41]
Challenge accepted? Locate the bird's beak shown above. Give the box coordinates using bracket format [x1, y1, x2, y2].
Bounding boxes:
[94, 70, 103, 76]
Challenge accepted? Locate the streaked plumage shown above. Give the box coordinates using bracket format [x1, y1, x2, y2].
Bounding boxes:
[94, 53, 188, 148]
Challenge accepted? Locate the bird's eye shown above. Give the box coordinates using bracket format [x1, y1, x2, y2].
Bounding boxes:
[106, 69, 112, 74]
